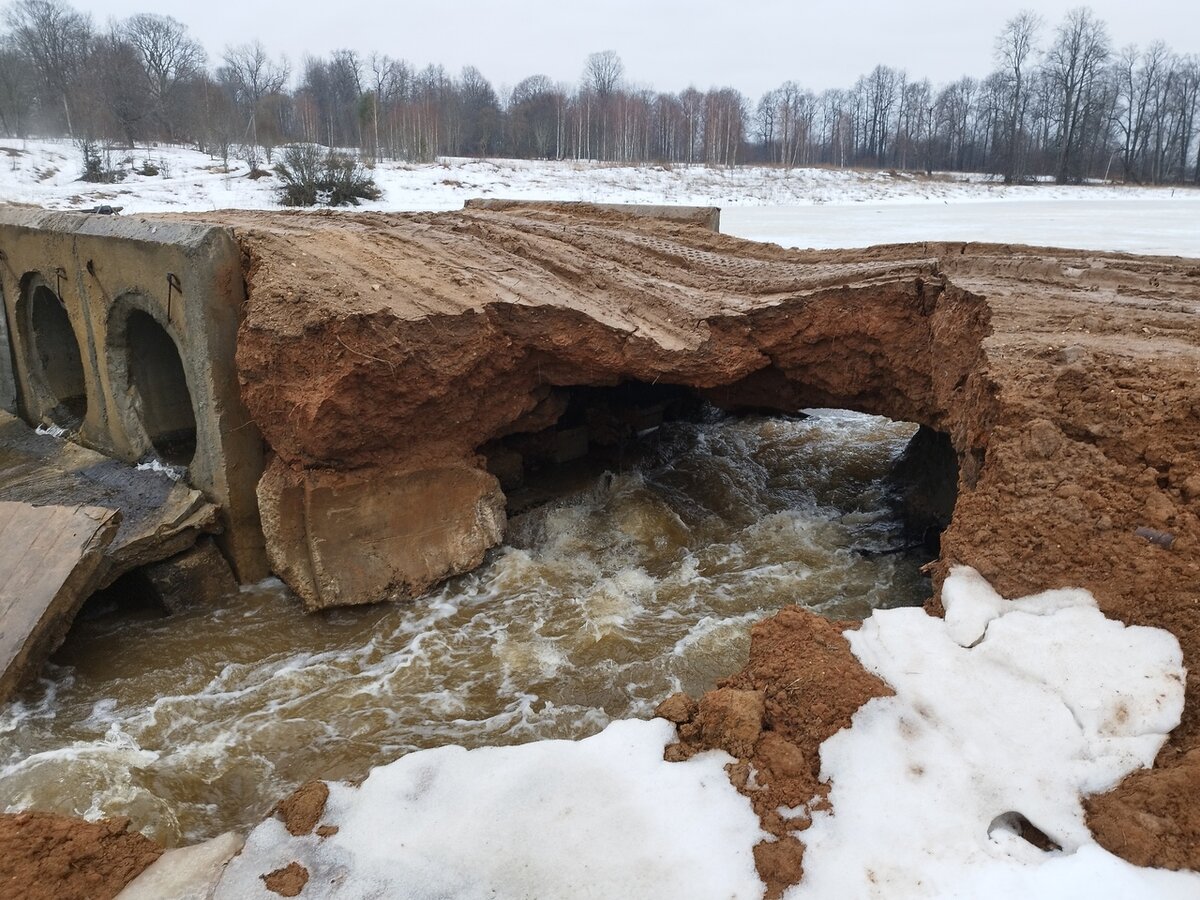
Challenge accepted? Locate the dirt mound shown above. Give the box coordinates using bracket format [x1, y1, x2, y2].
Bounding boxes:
[1085, 749, 1200, 869]
[661, 607, 890, 896]
[0, 811, 162, 900]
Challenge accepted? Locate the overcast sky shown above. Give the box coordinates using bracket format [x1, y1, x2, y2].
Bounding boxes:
[79, 0, 1198, 98]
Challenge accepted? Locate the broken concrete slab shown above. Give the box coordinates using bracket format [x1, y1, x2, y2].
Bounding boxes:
[0, 412, 219, 588]
[257, 461, 505, 611]
[0, 500, 119, 703]
[143, 537, 239, 614]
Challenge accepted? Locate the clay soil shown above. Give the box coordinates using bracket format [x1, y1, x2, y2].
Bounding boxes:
[163, 204, 1199, 890]
[0, 811, 162, 900]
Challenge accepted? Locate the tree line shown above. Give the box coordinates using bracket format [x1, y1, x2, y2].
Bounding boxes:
[0, 0, 1196, 184]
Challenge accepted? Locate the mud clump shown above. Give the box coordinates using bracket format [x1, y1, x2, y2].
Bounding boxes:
[692, 688, 765, 758]
[262, 861, 310, 897]
[275, 780, 330, 837]
[1085, 748, 1200, 870]
[0, 811, 162, 900]
[662, 607, 890, 897]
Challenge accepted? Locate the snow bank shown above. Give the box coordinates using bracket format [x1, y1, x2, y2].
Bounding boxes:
[788, 565, 1196, 899]
[214, 717, 766, 900]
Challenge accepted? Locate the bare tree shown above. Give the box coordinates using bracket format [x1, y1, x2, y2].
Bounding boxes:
[367, 53, 403, 160]
[995, 10, 1041, 182]
[583, 49, 623, 97]
[0, 35, 35, 136]
[1046, 7, 1110, 183]
[121, 13, 205, 141]
[4, 0, 91, 135]
[220, 40, 289, 166]
[583, 50, 623, 158]
[84, 30, 151, 146]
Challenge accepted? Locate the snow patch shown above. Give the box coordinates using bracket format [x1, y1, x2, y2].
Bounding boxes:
[135, 458, 185, 481]
[787, 566, 1196, 899]
[3, 139, 1199, 257]
[214, 718, 766, 900]
[34, 422, 68, 438]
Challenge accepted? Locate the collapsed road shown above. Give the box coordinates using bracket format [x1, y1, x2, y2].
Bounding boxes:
[0, 201, 1196, 895]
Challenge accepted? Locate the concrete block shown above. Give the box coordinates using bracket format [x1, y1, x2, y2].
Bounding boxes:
[117, 831, 245, 900]
[0, 412, 220, 589]
[258, 460, 507, 610]
[0, 501, 120, 703]
[143, 537, 239, 614]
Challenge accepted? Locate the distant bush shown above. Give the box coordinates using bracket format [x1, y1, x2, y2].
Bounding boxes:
[135, 157, 170, 177]
[274, 144, 382, 207]
[78, 140, 123, 184]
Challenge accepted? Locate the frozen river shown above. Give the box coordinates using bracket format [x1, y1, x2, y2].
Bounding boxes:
[723, 197, 1200, 257]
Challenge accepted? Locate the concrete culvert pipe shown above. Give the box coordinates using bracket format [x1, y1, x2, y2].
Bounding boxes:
[28, 283, 87, 429]
[125, 310, 197, 467]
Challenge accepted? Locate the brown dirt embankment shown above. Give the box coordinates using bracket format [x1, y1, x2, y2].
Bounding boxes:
[0, 811, 162, 900]
[165, 205, 1198, 887]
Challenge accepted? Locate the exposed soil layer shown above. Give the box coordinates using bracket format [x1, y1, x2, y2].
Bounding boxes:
[161, 205, 1199, 883]
[0, 811, 162, 900]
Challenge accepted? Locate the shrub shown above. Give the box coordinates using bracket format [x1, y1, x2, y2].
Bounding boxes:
[274, 144, 382, 207]
[78, 140, 123, 184]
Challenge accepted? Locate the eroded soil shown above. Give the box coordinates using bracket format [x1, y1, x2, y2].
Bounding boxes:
[0, 811, 162, 900]
[154, 205, 1200, 889]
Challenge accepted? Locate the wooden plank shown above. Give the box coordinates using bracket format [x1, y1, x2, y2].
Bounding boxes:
[0, 501, 120, 703]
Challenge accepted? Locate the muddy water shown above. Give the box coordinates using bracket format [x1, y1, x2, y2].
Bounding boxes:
[0, 410, 928, 846]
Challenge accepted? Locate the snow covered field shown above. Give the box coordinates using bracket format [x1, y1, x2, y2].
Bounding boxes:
[209, 568, 1197, 900]
[2, 139, 1198, 256]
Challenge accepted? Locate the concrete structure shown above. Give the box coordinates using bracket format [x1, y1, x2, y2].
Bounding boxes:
[0, 210, 266, 579]
[0, 412, 224, 702]
[0, 501, 119, 703]
[0, 271, 15, 414]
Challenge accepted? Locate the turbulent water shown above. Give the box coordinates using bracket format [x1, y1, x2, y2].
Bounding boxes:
[0, 410, 928, 846]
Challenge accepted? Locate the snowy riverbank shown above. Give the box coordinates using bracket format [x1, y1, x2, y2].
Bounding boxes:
[194, 568, 1197, 900]
[3, 139, 1199, 256]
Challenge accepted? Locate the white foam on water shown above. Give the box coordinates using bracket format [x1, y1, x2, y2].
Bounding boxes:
[0, 412, 927, 842]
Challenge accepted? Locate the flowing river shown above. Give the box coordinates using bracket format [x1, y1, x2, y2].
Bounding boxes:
[0, 409, 929, 846]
